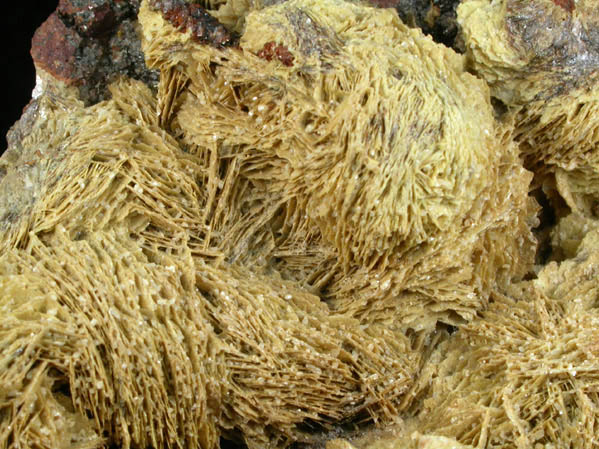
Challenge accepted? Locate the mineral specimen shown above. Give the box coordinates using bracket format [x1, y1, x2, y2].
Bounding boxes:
[4, 0, 599, 448]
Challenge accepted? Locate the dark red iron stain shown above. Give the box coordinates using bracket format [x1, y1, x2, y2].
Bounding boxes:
[553, 0, 575, 13]
[149, 0, 236, 47]
[31, 13, 82, 84]
[257, 41, 294, 67]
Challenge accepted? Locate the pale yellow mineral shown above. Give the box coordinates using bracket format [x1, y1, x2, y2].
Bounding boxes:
[414, 227, 599, 447]
[0, 0, 555, 448]
[140, 0, 537, 332]
[326, 428, 474, 449]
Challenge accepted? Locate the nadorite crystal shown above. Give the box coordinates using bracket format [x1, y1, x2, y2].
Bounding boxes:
[0, 0, 551, 448]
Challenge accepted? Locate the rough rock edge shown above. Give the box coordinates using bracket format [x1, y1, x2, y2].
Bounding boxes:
[368, 0, 461, 49]
[148, 0, 238, 46]
[30, 0, 159, 106]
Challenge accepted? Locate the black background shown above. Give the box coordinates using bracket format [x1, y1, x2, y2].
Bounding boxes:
[2, 3, 57, 152]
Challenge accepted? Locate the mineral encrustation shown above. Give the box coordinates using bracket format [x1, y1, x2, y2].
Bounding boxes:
[458, 0, 599, 216]
[1, 0, 599, 448]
